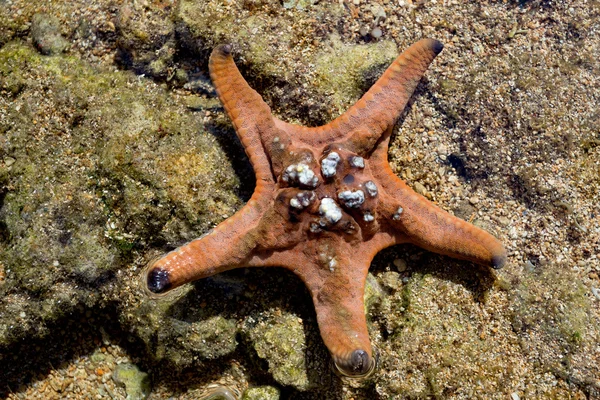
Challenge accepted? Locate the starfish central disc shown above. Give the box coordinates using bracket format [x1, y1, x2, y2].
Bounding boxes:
[274, 145, 378, 243]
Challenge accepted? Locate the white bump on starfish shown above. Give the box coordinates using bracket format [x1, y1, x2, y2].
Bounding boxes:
[282, 163, 318, 188]
[349, 156, 365, 169]
[364, 181, 378, 197]
[393, 206, 404, 220]
[309, 222, 321, 233]
[321, 152, 340, 178]
[328, 257, 338, 272]
[338, 189, 365, 208]
[319, 197, 342, 225]
[290, 191, 316, 210]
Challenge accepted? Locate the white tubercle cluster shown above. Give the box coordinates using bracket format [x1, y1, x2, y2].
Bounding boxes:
[286, 151, 381, 232]
[364, 181, 378, 197]
[282, 163, 318, 188]
[319, 197, 342, 225]
[338, 189, 365, 208]
[320, 152, 340, 178]
[393, 206, 404, 220]
[349, 156, 365, 169]
[328, 257, 338, 272]
[290, 191, 316, 210]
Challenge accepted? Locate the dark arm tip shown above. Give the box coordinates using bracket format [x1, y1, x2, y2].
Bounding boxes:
[333, 349, 377, 378]
[491, 252, 507, 269]
[216, 44, 232, 56]
[431, 39, 444, 55]
[147, 267, 172, 294]
[350, 349, 371, 374]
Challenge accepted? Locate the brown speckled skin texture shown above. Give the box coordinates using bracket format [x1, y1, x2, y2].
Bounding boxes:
[146, 39, 506, 376]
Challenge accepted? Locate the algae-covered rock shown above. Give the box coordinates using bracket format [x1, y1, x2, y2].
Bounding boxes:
[30, 13, 69, 55]
[0, 41, 241, 355]
[509, 264, 597, 395]
[364, 272, 385, 313]
[313, 36, 398, 118]
[185, 316, 239, 358]
[113, 363, 151, 400]
[243, 385, 280, 400]
[115, 2, 177, 80]
[152, 315, 238, 367]
[373, 269, 525, 398]
[243, 312, 309, 390]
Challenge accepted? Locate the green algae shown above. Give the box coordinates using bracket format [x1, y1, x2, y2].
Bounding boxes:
[313, 37, 398, 117]
[113, 363, 151, 400]
[0, 41, 241, 361]
[242, 385, 280, 400]
[244, 312, 309, 390]
[510, 264, 592, 356]
[0, 7, 29, 48]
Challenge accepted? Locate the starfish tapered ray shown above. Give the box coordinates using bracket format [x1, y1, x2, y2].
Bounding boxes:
[145, 39, 507, 377]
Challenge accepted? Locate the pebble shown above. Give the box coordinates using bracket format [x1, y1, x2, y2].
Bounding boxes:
[243, 385, 281, 400]
[380, 271, 401, 289]
[498, 216, 510, 226]
[393, 258, 408, 272]
[370, 3, 386, 19]
[112, 363, 151, 400]
[413, 181, 428, 197]
[31, 13, 69, 55]
[371, 26, 383, 39]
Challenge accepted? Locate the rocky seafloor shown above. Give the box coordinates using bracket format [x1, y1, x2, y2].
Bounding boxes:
[0, 0, 599, 399]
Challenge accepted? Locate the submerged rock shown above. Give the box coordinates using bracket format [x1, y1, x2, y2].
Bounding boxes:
[243, 385, 280, 400]
[243, 313, 309, 390]
[115, 2, 176, 80]
[0, 41, 241, 364]
[31, 13, 69, 55]
[113, 363, 151, 400]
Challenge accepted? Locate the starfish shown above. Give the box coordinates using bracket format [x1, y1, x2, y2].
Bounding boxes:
[145, 39, 506, 377]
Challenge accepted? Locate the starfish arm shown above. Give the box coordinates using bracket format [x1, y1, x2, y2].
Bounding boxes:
[209, 45, 278, 184]
[312, 273, 373, 377]
[253, 239, 390, 377]
[291, 39, 443, 154]
[389, 187, 506, 268]
[370, 127, 506, 268]
[145, 188, 274, 294]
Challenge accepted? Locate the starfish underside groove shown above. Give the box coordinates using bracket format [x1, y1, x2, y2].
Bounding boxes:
[145, 39, 506, 377]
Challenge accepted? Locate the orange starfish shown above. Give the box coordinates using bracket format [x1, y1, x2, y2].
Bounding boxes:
[145, 39, 506, 377]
